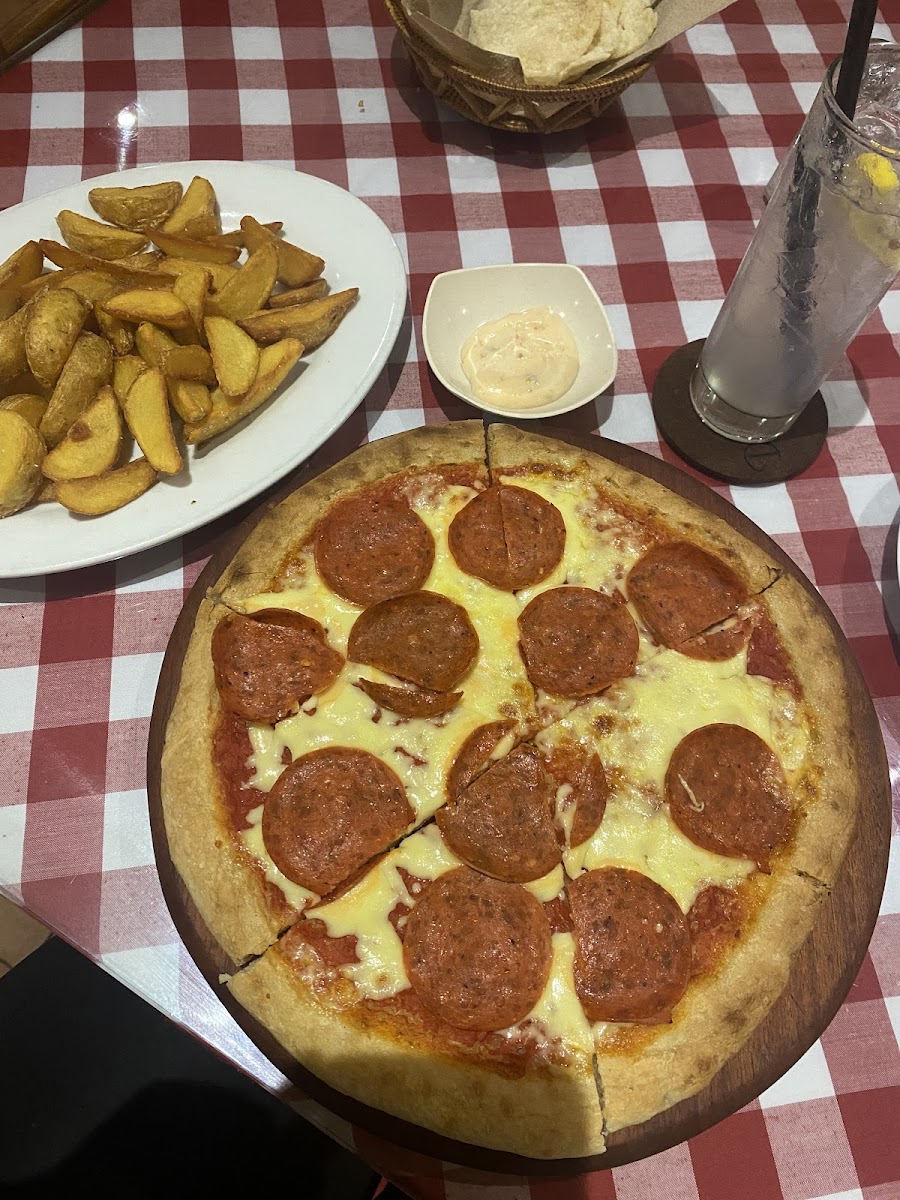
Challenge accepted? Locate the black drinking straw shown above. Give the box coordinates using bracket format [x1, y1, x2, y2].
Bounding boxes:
[778, 0, 879, 344]
[835, 0, 880, 120]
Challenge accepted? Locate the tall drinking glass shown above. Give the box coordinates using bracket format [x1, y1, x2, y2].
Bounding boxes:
[691, 42, 900, 443]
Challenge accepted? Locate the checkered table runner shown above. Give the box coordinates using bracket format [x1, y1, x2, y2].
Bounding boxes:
[0, 0, 898, 1195]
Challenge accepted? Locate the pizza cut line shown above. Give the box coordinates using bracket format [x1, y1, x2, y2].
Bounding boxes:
[160, 421, 858, 1159]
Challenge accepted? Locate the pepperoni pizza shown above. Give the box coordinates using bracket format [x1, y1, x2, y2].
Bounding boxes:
[160, 422, 858, 1158]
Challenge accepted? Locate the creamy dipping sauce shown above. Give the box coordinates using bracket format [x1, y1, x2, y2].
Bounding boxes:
[460, 306, 579, 410]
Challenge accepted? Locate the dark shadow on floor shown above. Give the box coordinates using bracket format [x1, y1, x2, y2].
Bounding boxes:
[0, 938, 381, 1199]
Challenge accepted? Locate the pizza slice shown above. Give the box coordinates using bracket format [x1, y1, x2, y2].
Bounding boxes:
[162, 423, 539, 963]
[228, 822, 606, 1159]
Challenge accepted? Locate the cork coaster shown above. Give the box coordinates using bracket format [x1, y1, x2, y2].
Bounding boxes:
[651, 340, 827, 485]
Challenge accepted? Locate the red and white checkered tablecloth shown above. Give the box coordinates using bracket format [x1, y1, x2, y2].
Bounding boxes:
[1, 0, 898, 1195]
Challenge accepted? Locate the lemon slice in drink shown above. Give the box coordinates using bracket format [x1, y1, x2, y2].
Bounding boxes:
[847, 150, 900, 269]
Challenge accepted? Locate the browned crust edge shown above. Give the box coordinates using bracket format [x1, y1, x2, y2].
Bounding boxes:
[229, 944, 605, 1158]
[160, 598, 293, 964]
[215, 420, 488, 605]
[762, 574, 860, 885]
[486, 424, 780, 595]
[595, 869, 826, 1131]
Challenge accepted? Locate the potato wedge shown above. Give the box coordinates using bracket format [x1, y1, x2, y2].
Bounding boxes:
[113, 355, 147, 407]
[170, 264, 210, 344]
[95, 303, 134, 355]
[123, 367, 182, 473]
[88, 182, 183, 231]
[0, 409, 45, 516]
[102, 289, 191, 330]
[239, 215, 323, 288]
[149, 229, 240, 265]
[267, 279, 328, 309]
[0, 306, 30, 385]
[209, 221, 282, 249]
[162, 343, 216, 385]
[162, 176, 221, 239]
[135, 322, 178, 369]
[156, 256, 236, 293]
[184, 337, 302, 444]
[56, 457, 157, 515]
[56, 270, 119, 307]
[0, 393, 47, 427]
[204, 316, 260, 397]
[169, 379, 211, 424]
[238, 288, 358, 350]
[57, 210, 148, 261]
[206, 243, 277, 322]
[39, 240, 170, 288]
[42, 385, 123, 481]
[117, 251, 162, 271]
[25, 287, 90, 388]
[40, 332, 113, 446]
[19, 268, 76, 303]
[0, 241, 43, 320]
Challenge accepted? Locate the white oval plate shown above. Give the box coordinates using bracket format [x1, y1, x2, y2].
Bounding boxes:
[0, 162, 406, 578]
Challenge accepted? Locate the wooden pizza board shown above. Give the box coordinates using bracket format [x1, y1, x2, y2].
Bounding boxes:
[146, 422, 891, 1176]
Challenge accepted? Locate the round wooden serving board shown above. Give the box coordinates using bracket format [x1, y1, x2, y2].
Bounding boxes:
[147, 422, 891, 1176]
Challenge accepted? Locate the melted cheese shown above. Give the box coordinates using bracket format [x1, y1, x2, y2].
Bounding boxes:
[513, 932, 594, 1056]
[538, 646, 809, 910]
[524, 863, 565, 903]
[240, 804, 318, 911]
[240, 478, 536, 822]
[307, 825, 461, 1000]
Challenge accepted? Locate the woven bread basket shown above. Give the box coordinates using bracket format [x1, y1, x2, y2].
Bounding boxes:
[385, 0, 660, 134]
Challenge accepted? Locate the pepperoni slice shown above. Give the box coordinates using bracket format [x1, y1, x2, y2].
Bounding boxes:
[543, 744, 609, 849]
[569, 867, 691, 1023]
[665, 723, 792, 869]
[437, 746, 560, 883]
[446, 719, 516, 800]
[347, 591, 479, 692]
[355, 678, 461, 719]
[518, 587, 638, 698]
[211, 609, 344, 725]
[448, 484, 566, 591]
[314, 491, 434, 606]
[403, 866, 552, 1031]
[262, 748, 412, 895]
[626, 541, 748, 648]
[688, 885, 744, 978]
[678, 617, 751, 662]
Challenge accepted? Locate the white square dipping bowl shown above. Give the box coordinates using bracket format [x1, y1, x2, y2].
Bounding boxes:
[422, 263, 617, 419]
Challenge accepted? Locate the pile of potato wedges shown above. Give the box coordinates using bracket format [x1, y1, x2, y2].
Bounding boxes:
[0, 175, 358, 518]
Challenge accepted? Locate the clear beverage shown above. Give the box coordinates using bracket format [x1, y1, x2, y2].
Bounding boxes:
[691, 43, 900, 442]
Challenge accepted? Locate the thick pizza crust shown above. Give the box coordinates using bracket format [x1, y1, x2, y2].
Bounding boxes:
[160, 599, 291, 964]
[596, 869, 825, 1131]
[215, 421, 488, 605]
[229, 944, 606, 1159]
[762, 575, 860, 886]
[487, 424, 780, 595]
